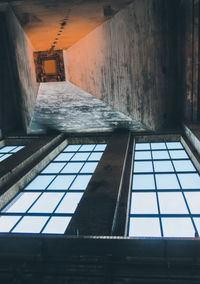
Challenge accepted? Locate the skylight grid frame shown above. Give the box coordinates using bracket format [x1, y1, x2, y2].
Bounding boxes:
[128, 139, 200, 238]
[0, 145, 24, 162]
[0, 143, 107, 234]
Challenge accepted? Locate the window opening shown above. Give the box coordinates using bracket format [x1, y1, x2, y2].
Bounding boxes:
[0, 144, 107, 234]
[129, 141, 200, 237]
[0, 146, 24, 162]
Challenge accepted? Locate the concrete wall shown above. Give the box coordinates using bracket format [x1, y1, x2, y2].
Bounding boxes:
[0, 11, 22, 133]
[66, 0, 179, 131]
[177, 0, 199, 122]
[184, 123, 200, 156]
[5, 7, 39, 131]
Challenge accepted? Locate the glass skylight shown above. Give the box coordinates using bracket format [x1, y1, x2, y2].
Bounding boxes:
[129, 141, 200, 238]
[0, 146, 24, 162]
[0, 143, 107, 234]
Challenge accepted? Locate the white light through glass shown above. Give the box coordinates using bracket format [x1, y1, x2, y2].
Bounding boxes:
[0, 143, 107, 234]
[129, 141, 200, 238]
[0, 146, 24, 162]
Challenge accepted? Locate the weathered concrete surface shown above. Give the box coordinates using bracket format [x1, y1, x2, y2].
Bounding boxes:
[177, 0, 199, 122]
[5, 7, 39, 130]
[28, 82, 148, 134]
[184, 123, 200, 156]
[67, 131, 130, 236]
[66, 0, 179, 131]
[63, 49, 68, 81]
[0, 11, 22, 133]
[6, 0, 133, 51]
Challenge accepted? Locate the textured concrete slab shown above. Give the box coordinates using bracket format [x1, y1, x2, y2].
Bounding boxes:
[66, 0, 180, 131]
[28, 81, 148, 134]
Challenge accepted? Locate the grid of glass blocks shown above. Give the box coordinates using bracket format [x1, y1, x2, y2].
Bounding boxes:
[0, 146, 24, 162]
[0, 144, 107, 234]
[129, 141, 200, 238]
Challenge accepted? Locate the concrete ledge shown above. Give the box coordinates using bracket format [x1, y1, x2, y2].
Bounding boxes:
[0, 236, 199, 283]
[183, 123, 200, 155]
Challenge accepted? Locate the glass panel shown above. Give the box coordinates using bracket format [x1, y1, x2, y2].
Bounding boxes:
[71, 153, 90, 161]
[42, 216, 71, 234]
[54, 153, 74, 162]
[0, 216, 21, 232]
[79, 144, 95, 151]
[70, 175, 92, 190]
[0, 146, 17, 153]
[0, 154, 12, 162]
[88, 152, 103, 161]
[2, 192, 40, 213]
[155, 174, 180, 189]
[134, 151, 151, 160]
[135, 143, 150, 150]
[169, 150, 188, 159]
[63, 145, 81, 152]
[10, 146, 24, 153]
[80, 162, 98, 173]
[48, 175, 75, 190]
[41, 163, 66, 174]
[173, 160, 196, 172]
[94, 144, 107, 151]
[178, 173, 200, 189]
[151, 143, 166, 150]
[152, 151, 170, 160]
[25, 175, 55, 190]
[130, 193, 158, 214]
[166, 142, 183, 149]
[0, 143, 107, 235]
[162, 218, 195, 237]
[158, 192, 188, 214]
[55, 193, 83, 213]
[132, 174, 155, 190]
[130, 140, 200, 238]
[61, 162, 83, 173]
[129, 217, 161, 237]
[153, 161, 174, 172]
[28, 192, 64, 213]
[184, 192, 200, 214]
[133, 161, 153, 173]
[12, 216, 49, 233]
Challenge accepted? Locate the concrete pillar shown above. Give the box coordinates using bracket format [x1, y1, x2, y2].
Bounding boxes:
[67, 130, 131, 236]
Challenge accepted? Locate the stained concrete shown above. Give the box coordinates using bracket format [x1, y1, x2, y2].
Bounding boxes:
[184, 123, 200, 156]
[5, 7, 39, 130]
[5, 0, 133, 51]
[0, 11, 22, 133]
[28, 82, 148, 134]
[66, 0, 179, 131]
[177, 0, 199, 122]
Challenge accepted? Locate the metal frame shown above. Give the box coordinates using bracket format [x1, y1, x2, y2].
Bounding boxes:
[128, 138, 200, 237]
[34, 50, 65, 82]
[0, 143, 107, 234]
[0, 145, 24, 162]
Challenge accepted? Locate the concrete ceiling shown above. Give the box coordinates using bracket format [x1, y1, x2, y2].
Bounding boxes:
[6, 0, 133, 51]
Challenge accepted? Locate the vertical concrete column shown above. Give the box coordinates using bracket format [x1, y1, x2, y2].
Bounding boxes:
[67, 130, 131, 236]
[111, 136, 133, 236]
